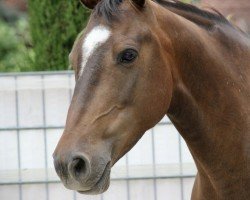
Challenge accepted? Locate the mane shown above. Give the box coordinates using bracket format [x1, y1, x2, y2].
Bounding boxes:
[155, 0, 231, 29]
[94, 0, 231, 29]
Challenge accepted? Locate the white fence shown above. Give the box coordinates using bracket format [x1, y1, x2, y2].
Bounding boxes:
[0, 71, 197, 200]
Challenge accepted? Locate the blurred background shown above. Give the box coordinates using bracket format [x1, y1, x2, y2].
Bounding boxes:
[0, 0, 249, 200]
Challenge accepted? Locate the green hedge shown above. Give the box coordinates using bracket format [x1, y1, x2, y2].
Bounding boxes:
[0, 17, 34, 72]
[28, 1, 90, 71]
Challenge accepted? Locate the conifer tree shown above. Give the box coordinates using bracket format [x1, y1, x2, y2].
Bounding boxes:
[28, 1, 89, 71]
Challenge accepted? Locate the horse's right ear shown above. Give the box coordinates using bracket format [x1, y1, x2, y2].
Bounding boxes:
[80, 0, 100, 9]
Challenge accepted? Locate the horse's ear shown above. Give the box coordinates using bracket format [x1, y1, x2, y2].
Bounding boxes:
[79, 0, 100, 9]
[131, 0, 145, 8]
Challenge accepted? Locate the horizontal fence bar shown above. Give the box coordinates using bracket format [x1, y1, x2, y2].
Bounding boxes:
[0, 126, 64, 131]
[0, 122, 173, 132]
[0, 71, 73, 77]
[0, 175, 196, 186]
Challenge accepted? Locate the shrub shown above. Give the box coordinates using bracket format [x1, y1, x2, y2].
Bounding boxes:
[0, 17, 34, 72]
[28, 1, 90, 71]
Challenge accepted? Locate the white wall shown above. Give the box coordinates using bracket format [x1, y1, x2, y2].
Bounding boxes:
[0, 73, 197, 200]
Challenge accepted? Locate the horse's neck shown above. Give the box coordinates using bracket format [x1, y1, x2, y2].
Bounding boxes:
[154, 2, 250, 198]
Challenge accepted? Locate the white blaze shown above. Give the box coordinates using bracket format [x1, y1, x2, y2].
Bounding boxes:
[79, 25, 111, 77]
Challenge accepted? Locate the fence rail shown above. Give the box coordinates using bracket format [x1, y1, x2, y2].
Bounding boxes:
[0, 71, 196, 200]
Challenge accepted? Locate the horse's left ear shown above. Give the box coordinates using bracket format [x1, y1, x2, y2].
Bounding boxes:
[80, 0, 100, 9]
[131, 0, 145, 8]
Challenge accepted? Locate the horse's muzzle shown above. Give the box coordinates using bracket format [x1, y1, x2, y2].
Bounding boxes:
[53, 152, 111, 194]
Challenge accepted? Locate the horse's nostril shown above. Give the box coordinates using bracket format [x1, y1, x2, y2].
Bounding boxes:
[74, 158, 86, 176]
[69, 155, 90, 180]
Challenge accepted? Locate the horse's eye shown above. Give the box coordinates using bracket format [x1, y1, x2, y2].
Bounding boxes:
[118, 49, 138, 64]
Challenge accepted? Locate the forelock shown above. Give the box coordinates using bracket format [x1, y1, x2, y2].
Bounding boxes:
[94, 0, 124, 22]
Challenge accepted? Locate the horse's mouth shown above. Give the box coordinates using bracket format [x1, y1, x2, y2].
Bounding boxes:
[77, 163, 111, 195]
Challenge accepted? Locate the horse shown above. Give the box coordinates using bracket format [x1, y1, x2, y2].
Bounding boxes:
[53, 0, 250, 199]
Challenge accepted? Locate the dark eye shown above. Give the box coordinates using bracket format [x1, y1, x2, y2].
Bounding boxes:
[118, 49, 138, 64]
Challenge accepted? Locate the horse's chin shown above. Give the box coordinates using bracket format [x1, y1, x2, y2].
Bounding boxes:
[77, 168, 111, 195]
